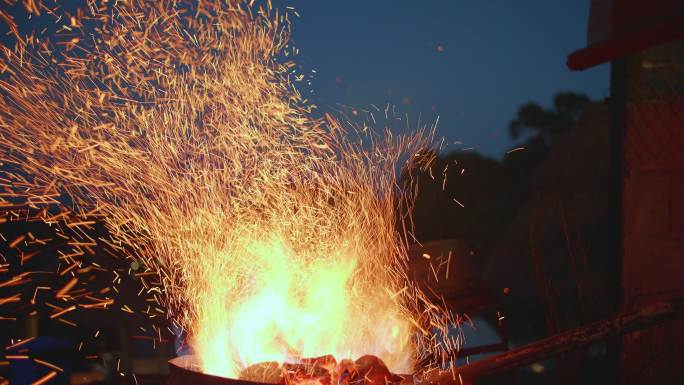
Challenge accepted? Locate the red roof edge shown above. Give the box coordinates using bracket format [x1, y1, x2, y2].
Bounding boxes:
[567, 14, 684, 71]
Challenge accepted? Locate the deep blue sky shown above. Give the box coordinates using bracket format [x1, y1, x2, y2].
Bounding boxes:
[289, 0, 609, 158]
[1, 0, 609, 158]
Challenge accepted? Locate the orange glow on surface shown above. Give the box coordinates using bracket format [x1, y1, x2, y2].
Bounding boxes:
[193, 236, 414, 377]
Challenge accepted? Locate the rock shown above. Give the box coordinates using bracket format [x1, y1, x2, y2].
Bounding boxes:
[333, 359, 357, 385]
[352, 355, 395, 385]
[240, 361, 283, 384]
[282, 360, 332, 385]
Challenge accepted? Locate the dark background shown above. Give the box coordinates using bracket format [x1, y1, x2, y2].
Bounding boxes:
[0, 1, 645, 385]
[289, 0, 608, 158]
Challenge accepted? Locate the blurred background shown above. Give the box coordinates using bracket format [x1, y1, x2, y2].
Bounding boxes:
[1, 1, 683, 384]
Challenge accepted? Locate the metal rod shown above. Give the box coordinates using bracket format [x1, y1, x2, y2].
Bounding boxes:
[425, 297, 684, 384]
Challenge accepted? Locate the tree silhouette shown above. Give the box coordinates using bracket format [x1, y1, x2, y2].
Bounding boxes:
[505, 92, 590, 181]
[509, 92, 590, 144]
[400, 92, 592, 253]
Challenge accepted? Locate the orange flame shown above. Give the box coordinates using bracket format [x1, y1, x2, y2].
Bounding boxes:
[0, 0, 453, 377]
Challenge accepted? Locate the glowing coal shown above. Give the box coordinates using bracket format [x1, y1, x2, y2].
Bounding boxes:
[0, 0, 455, 378]
[168, 354, 409, 385]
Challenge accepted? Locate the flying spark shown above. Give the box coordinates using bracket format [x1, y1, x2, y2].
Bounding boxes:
[0, 0, 458, 379]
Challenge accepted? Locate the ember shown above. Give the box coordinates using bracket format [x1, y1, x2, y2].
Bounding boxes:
[170, 354, 407, 385]
[0, 0, 454, 380]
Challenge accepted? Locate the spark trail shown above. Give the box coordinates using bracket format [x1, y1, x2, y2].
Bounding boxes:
[0, 0, 456, 378]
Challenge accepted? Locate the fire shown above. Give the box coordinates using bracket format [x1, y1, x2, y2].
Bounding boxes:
[193, 234, 412, 377]
[0, 0, 453, 378]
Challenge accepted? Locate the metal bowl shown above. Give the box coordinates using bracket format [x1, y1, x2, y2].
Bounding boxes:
[167, 356, 273, 385]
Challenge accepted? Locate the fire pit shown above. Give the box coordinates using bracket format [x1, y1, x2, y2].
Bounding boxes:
[167, 356, 268, 385]
[167, 355, 414, 385]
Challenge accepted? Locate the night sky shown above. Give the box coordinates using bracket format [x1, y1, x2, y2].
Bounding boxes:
[290, 0, 609, 158]
[1, 0, 609, 158]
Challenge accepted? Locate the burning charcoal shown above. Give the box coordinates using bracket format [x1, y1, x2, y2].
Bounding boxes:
[333, 358, 357, 385]
[300, 354, 337, 372]
[282, 361, 332, 385]
[240, 361, 283, 384]
[351, 355, 396, 385]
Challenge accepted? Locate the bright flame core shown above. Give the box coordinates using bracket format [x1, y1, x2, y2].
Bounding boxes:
[0, 0, 452, 377]
[194, 236, 412, 376]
